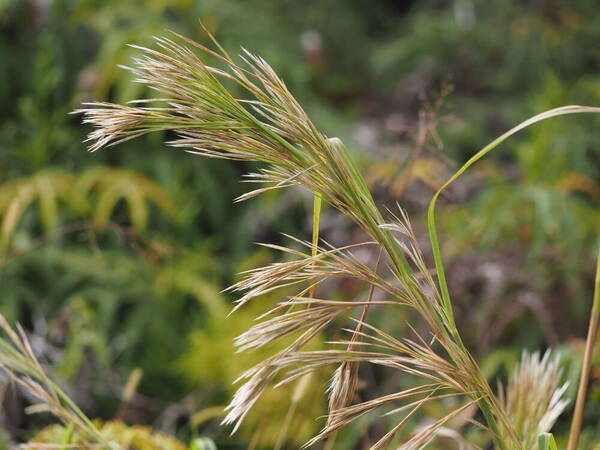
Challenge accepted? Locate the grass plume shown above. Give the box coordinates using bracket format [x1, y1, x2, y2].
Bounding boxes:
[0, 315, 116, 449]
[498, 351, 569, 449]
[75, 29, 600, 448]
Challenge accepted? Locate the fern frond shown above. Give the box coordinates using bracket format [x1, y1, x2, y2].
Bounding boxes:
[76, 167, 174, 230]
[0, 169, 76, 248]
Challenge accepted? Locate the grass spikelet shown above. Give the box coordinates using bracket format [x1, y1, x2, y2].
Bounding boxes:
[498, 351, 569, 449]
[0, 315, 116, 449]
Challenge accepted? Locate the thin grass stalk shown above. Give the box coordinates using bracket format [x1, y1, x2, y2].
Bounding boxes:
[567, 247, 600, 450]
[274, 191, 322, 449]
[428, 105, 600, 334]
[324, 250, 382, 450]
[309, 191, 322, 297]
[274, 373, 312, 450]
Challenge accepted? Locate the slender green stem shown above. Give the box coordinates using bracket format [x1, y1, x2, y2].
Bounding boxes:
[478, 400, 507, 450]
[428, 106, 600, 332]
[312, 192, 322, 255]
[275, 192, 322, 447]
[309, 189, 322, 299]
[568, 247, 600, 450]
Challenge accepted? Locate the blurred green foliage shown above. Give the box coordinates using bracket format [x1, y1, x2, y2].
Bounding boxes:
[30, 420, 192, 449]
[1, 0, 599, 447]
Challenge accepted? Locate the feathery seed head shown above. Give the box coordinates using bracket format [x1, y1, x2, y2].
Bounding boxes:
[499, 350, 569, 449]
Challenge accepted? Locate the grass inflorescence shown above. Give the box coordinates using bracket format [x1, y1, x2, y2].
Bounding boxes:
[67, 28, 600, 449]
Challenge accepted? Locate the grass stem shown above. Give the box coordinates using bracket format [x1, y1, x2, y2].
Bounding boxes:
[567, 247, 600, 450]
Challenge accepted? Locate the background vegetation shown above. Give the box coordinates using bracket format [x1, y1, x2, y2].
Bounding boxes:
[0, 0, 598, 448]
